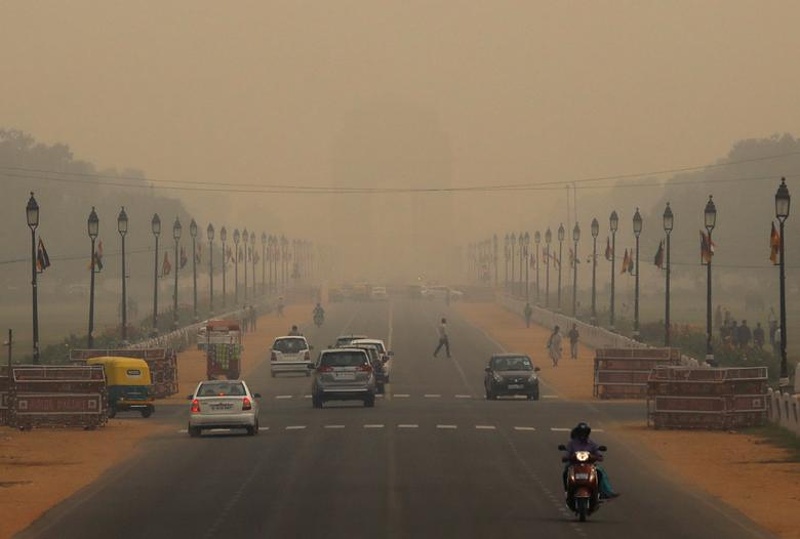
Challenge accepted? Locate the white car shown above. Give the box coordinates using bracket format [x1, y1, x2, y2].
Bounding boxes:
[350, 338, 393, 383]
[187, 379, 260, 437]
[270, 335, 313, 377]
[371, 286, 389, 301]
[422, 285, 463, 302]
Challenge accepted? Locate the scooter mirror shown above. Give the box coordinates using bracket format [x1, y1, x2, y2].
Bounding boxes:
[598, 445, 607, 452]
[557, 444, 567, 451]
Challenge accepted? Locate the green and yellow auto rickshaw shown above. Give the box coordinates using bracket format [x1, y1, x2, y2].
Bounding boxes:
[86, 356, 155, 418]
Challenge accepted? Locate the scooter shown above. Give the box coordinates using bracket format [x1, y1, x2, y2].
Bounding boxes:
[559, 443, 607, 522]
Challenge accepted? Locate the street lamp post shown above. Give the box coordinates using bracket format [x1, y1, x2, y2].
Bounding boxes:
[281, 235, 288, 288]
[534, 231, 541, 305]
[220, 226, 227, 309]
[269, 235, 276, 292]
[117, 207, 129, 342]
[242, 228, 249, 301]
[663, 203, 673, 346]
[557, 224, 565, 311]
[572, 223, 580, 317]
[518, 233, 525, 297]
[703, 196, 717, 365]
[190, 219, 198, 322]
[523, 232, 530, 303]
[503, 233, 510, 292]
[172, 217, 182, 329]
[590, 218, 599, 326]
[151, 214, 161, 335]
[207, 223, 215, 314]
[26, 193, 40, 363]
[609, 211, 619, 330]
[261, 232, 267, 295]
[775, 178, 791, 388]
[510, 233, 516, 297]
[492, 234, 498, 288]
[632, 209, 643, 340]
[251, 232, 257, 298]
[545, 228, 552, 308]
[87, 207, 99, 348]
[233, 229, 240, 305]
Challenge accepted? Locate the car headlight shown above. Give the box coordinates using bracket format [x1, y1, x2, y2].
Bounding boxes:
[528, 374, 538, 383]
[493, 374, 504, 383]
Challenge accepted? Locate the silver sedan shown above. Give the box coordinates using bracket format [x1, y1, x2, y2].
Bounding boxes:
[187, 379, 261, 437]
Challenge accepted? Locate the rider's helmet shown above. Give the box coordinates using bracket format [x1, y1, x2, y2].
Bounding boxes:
[572, 422, 591, 441]
[291, 325, 298, 331]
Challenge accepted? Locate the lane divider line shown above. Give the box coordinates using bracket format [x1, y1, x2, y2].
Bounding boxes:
[397, 424, 418, 429]
[364, 424, 385, 429]
[514, 426, 536, 431]
[285, 425, 306, 430]
[475, 425, 496, 430]
[324, 425, 345, 429]
[436, 424, 457, 429]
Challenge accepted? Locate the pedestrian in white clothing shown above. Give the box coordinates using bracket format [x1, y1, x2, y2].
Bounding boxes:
[547, 325, 562, 367]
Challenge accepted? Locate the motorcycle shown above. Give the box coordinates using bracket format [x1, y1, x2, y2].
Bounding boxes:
[559, 443, 607, 522]
[313, 312, 324, 327]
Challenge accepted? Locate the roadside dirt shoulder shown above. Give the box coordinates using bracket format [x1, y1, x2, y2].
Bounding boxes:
[0, 304, 311, 539]
[456, 301, 800, 539]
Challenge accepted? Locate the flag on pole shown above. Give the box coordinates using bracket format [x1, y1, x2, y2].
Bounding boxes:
[628, 250, 635, 275]
[180, 245, 188, 269]
[621, 249, 630, 274]
[654, 240, 664, 269]
[769, 221, 780, 264]
[162, 251, 171, 276]
[700, 230, 716, 264]
[36, 238, 51, 272]
[195, 243, 202, 264]
[605, 237, 612, 261]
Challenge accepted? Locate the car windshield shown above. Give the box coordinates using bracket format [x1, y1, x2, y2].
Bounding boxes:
[491, 356, 533, 371]
[353, 346, 380, 362]
[321, 352, 368, 367]
[273, 338, 306, 353]
[197, 381, 246, 397]
[336, 336, 365, 347]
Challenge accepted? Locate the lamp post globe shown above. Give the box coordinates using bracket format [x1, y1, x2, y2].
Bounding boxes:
[609, 211, 618, 330]
[87, 207, 99, 349]
[632, 208, 643, 340]
[590, 218, 599, 326]
[775, 178, 791, 388]
[663, 203, 673, 346]
[26, 192, 41, 363]
[117, 207, 129, 342]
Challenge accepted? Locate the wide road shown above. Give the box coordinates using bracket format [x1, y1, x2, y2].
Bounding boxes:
[18, 298, 775, 539]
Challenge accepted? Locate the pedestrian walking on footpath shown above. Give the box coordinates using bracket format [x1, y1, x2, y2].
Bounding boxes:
[568, 323, 580, 359]
[433, 317, 451, 358]
[523, 303, 533, 328]
[547, 325, 562, 367]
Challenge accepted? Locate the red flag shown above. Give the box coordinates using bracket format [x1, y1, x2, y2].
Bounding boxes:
[621, 249, 630, 274]
[628, 250, 635, 275]
[700, 230, 716, 264]
[91, 240, 104, 271]
[162, 251, 171, 276]
[180, 246, 188, 269]
[654, 240, 664, 269]
[769, 221, 780, 264]
[36, 238, 51, 272]
[605, 237, 612, 261]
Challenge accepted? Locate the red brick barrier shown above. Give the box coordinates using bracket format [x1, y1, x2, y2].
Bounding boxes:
[593, 348, 681, 399]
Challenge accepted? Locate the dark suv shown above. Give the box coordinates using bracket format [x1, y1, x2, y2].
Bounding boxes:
[484, 353, 541, 400]
[310, 348, 377, 408]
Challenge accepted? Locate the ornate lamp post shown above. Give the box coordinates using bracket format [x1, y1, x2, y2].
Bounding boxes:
[572, 222, 580, 317]
[492, 233, 498, 288]
[190, 219, 198, 322]
[523, 232, 530, 303]
[26, 192, 40, 363]
[663, 203, 673, 346]
[632, 209, 643, 340]
[609, 211, 619, 330]
[151, 214, 161, 335]
[510, 232, 517, 296]
[261, 232, 267, 296]
[220, 226, 227, 308]
[242, 228, 249, 301]
[87, 207, 99, 348]
[775, 178, 791, 388]
[534, 231, 541, 304]
[233, 228, 240, 305]
[557, 224, 565, 311]
[703, 195, 717, 365]
[590, 218, 599, 326]
[281, 235, 289, 288]
[117, 207, 129, 342]
[503, 233, 510, 292]
[545, 228, 552, 308]
[518, 233, 525, 297]
[251, 232, 257, 297]
[172, 217, 182, 329]
[207, 223, 215, 314]
[269, 235, 276, 292]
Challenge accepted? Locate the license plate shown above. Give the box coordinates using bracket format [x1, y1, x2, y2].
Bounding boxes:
[335, 372, 355, 380]
[574, 473, 589, 480]
[210, 403, 233, 410]
[507, 384, 523, 389]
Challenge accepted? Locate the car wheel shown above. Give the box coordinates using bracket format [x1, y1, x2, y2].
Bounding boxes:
[141, 406, 153, 418]
[305, 370, 311, 377]
[270, 371, 276, 378]
[188, 426, 201, 438]
[364, 396, 375, 408]
[108, 405, 117, 419]
[531, 388, 540, 401]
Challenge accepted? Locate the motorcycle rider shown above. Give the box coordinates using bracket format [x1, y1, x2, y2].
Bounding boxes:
[288, 324, 302, 336]
[313, 302, 325, 324]
[562, 422, 620, 500]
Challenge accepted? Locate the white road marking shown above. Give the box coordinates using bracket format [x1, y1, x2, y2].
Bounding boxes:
[324, 424, 345, 429]
[258, 426, 269, 431]
[455, 394, 473, 399]
[177, 429, 187, 433]
[436, 424, 457, 429]
[551, 427, 570, 432]
[275, 395, 293, 399]
[424, 394, 441, 398]
[364, 424, 384, 429]
[303, 394, 312, 399]
[397, 424, 418, 429]
[285, 425, 306, 430]
[394, 394, 410, 398]
[514, 426, 537, 431]
[542, 395, 559, 399]
[475, 425, 496, 430]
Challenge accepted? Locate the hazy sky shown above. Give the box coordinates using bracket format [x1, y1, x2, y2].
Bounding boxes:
[3, 2, 799, 254]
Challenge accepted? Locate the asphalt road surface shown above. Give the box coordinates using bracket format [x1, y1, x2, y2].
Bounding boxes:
[17, 299, 776, 539]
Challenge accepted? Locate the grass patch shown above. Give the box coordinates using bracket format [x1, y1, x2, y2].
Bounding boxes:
[742, 424, 800, 462]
